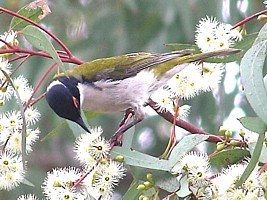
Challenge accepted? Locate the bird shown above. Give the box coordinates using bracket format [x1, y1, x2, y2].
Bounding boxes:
[46, 49, 239, 133]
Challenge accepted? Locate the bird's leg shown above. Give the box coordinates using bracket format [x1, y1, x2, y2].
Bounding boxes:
[109, 118, 142, 147]
[161, 98, 180, 159]
[110, 107, 144, 147]
[119, 108, 135, 127]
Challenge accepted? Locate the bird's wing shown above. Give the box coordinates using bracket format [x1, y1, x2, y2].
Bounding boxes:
[64, 50, 193, 82]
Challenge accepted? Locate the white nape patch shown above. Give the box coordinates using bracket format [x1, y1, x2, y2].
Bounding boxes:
[78, 70, 157, 116]
[46, 80, 65, 92]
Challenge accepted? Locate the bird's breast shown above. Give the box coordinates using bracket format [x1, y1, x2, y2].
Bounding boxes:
[78, 70, 157, 113]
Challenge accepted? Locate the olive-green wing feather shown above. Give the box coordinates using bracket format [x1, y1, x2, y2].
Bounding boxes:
[62, 48, 240, 81]
[63, 50, 193, 82]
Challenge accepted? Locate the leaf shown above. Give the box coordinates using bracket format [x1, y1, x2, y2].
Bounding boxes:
[66, 120, 85, 138]
[153, 170, 180, 193]
[240, 40, 267, 125]
[176, 175, 191, 197]
[22, 178, 35, 187]
[253, 23, 267, 46]
[122, 179, 142, 200]
[126, 166, 180, 193]
[41, 121, 67, 142]
[209, 149, 250, 170]
[165, 33, 257, 63]
[110, 147, 172, 171]
[239, 117, 267, 134]
[248, 142, 267, 163]
[165, 43, 200, 52]
[236, 131, 265, 187]
[22, 25, 63, 68]
[84, 111, 101, 119]
[122, 126, 135, 148]
[67, 111, 89, 137]
[10, 0, 51, 30]
[168, 134, 209, 167]
[207, 33, 257, 63]
[0, 69, 27, 169]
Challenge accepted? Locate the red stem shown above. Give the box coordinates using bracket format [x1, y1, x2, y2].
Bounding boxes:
[0, 6, 73, 58]
[73, 162, 99, 188]
[0, 54, 31, 89]
[30, 92, 46, 107]
[148, 99, 246, 147]
[0, 38, 14, 49]
[24, 63, 57, 110]
[232, 9, 267, 30]
[259, 162, 267, 175]
[0, 47, 84, 65]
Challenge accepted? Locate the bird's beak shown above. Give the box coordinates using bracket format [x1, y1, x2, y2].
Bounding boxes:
[76, 117, 91, 133]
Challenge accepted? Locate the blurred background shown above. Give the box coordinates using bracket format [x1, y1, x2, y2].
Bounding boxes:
[0, 0, 266, 199]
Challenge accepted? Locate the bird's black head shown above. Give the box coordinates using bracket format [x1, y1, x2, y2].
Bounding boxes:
[46, 76, 90, 132]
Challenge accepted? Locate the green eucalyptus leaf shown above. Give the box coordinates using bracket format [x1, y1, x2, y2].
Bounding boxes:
[111, 147, 172, 171]
[1, 69, 27, 169]
[41, 121, 67, 142]
[236, 132, 265, 187]
[205, 33, 256, 63]
[166, 33, 256, 63]
[84, 111, 101, 119]
[126, 166, 180, 193]
[22, 25, 63, 68]
[122, 179, 142, 200]
[176, 175, 191, 198]
[165, 43, 200, 52]
[22, 178, 35, 187]
[209, 149, 250, 170]
[10, 0, 50, 30]
[240, 40, 267, 125]
[153, 170, 180, 193]
[239, 117, 267, 134]
[124, 165, 180, 193]
[122, 126, 135, 148]
[253, 23, 267, 46]
[169, 134, 209, 167]
[66, 119, 85, 138]
[248, 142, 267, 163]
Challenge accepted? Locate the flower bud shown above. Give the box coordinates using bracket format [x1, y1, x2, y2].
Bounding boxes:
[146, 173, 154, 183]
[258, 14, 267, 22]
[217, 143, 225, 151]
[219, 126, 227, 135]
[137, 184, 146, 190]
[229, 140, 238, 146]
[114, 155, 124, 162]
[239, 129, 245, 137]
[0, 100, 5, 106]
[224, 130, 232, 139]
[144, 181, 152, 188]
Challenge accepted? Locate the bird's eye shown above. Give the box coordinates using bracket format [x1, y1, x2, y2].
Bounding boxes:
[72, 96, 79, 109]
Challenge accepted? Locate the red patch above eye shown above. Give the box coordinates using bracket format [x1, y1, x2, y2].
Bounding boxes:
[72, 96, 79, 109]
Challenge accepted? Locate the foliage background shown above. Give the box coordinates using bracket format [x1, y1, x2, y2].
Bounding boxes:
[0, 0, 265, 199]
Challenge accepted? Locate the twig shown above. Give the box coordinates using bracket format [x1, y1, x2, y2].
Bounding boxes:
[0, 6, 73, 58]
[232, 9, 267, 30]
[24, 63, 57, 110]
[148, 99, 246, 147]
[0, 47, 83, 64]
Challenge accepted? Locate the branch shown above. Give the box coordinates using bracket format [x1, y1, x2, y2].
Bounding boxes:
[232, 9, 267, 29]
[24, 63, 57, 110]
[0, 47, 83, 65]
[148, 99, 246, 147]
[0, 6, 73, 58]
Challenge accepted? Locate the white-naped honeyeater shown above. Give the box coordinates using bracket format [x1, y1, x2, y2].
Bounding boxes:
[46, 49, 239, 133]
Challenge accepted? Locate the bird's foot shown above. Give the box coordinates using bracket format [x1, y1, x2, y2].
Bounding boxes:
[119, 108, 135, 127]
[109, 118, 142, 148]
